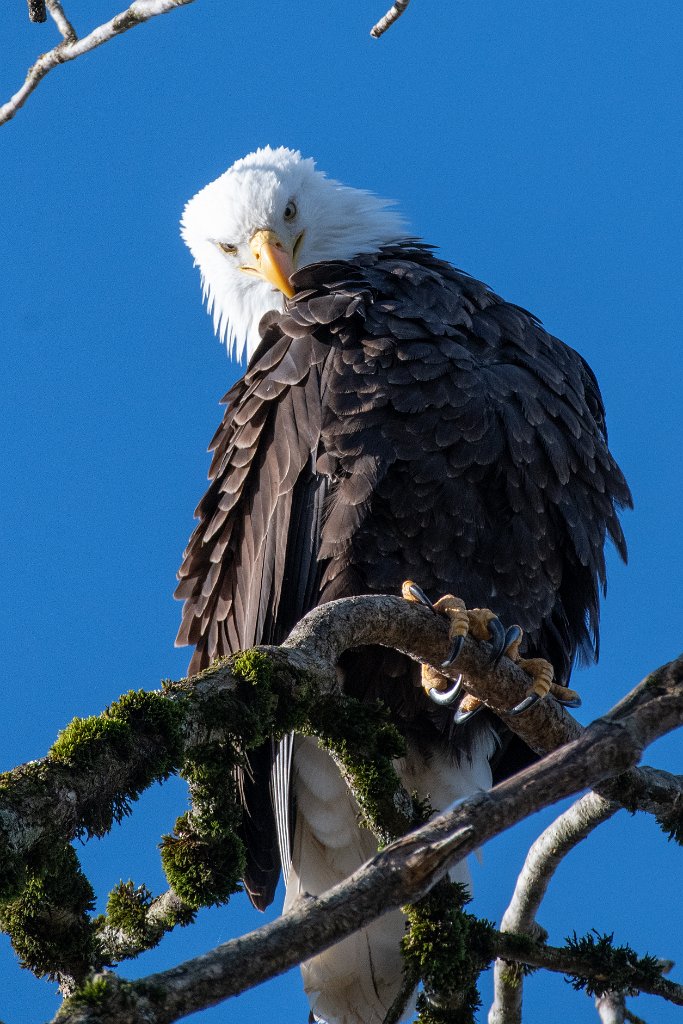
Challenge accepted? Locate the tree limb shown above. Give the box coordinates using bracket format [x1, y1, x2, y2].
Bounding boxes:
[489, 792, 620, 1024]
[283, 597, 683, 829]
[1, 0, 197, 127]
[1, 595, 680, 1014]
[494, 935, 681, 1007]
[2, 597, 681, 873]
[51, 667, 682, 1022]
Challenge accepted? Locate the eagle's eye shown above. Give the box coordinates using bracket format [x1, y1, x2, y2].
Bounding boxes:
[283, 201, 297, 222]
[217, 241, 238, 256]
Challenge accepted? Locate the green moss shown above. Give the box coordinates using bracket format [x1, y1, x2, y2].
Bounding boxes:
[0, 839, 25, 903]
[160, 810, 244, 909]
[160, 746, 246, 909]
[50, 716, 132, 767]
[564, 930, 663, 998]
[65, 974, 111, 1008]
[0, 844, 96, 982]
[56, 973, 145, 1020]
[402, 884, 496, 1024]
[51, 689, 185, 774]
[188, 649, 283, 753]
[106, 882, 155, 947]
[49, 689, 186, 832]
[232, 648, 273, 688]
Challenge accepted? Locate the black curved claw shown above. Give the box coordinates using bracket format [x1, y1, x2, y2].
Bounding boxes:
[509, 692, 541, 716]
[407, 583, 434, 609]
[452, 703, 483, 726]
[487, 616, 507, 665]
[557, 694, 582, 709]
[427, 675, 463, 706]
[493, 623, 522, 667]
[441, 634, 465, 668]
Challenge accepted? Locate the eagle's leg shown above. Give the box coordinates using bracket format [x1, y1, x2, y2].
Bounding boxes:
[442, 607, 509, 724]
[504, 630, 582, 715]
[401, 584, 503, 720]
[402, 583, 581, 717]
[461, 607, 508, 664]
[402, 583, 465, 706]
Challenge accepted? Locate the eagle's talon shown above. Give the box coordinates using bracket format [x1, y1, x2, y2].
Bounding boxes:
[498, 624, 523, 665]
[509, 692, 541, 716]
[549, 682, 582, 709]
[486, 615, 507, 664]
[556, 694, 582, 709]
[402, 580, 434, 610]
[453, 701, 483, 725]
[441, 634, 464, 668]
[427, 675, 463, 706]
[452, 693, 483, 724]
[508, 655, 555, 714]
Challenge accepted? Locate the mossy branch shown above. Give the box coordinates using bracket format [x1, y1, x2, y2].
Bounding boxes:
[494, 931, 681, 1006]
[0, 596, 680, 1014]
[49, 639, 683, 1022]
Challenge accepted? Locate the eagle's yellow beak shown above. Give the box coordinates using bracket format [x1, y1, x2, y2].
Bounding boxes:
[244, 229, 296, 298]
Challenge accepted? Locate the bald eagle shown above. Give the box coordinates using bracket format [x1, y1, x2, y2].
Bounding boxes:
[177, 146, 631, 1024]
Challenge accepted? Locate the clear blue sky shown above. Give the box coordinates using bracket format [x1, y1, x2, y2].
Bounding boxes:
[0, 2, 681, 1021]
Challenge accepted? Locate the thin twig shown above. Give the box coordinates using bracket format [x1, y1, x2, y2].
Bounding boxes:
[1, 0, 197, 127]
[489, 792, 620, 1024]
[27, 0, 47, 23]
[370, 0, 410, 38]
[46, 0, 78, 42]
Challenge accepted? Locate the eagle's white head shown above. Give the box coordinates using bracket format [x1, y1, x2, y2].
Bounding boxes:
[181, 146, 407, 361]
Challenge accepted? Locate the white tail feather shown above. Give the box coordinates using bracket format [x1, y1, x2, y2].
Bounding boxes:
[284, 732, 496, 1023]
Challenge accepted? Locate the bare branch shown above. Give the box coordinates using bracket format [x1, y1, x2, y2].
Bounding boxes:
[26, 0, 47, 23]
[50, 652, 683, 1022]
[1, 0, 197, 127]
[502, 793, 619, 935]
[46, 0, 78, 43]
[371, 0, 410, 39]
[490, 792, 620, 1024]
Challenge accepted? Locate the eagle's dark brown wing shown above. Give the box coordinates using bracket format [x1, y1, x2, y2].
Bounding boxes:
[175, 322, 334, 908]
[176, 243, 632, 907]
